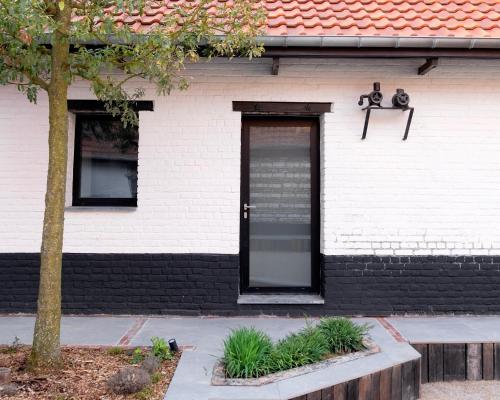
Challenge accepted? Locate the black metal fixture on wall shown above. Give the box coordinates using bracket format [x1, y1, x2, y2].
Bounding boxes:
[168, 338, 179, 352]
[358, 82, 414, 140]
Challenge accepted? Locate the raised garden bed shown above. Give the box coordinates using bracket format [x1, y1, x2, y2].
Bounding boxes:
[212, 338, 379, 386]
[0, 345, 180, 399]
[213, 317, 378, 386]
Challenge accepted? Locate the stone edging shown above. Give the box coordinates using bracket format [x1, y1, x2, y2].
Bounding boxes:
[211, 338, 380, 386]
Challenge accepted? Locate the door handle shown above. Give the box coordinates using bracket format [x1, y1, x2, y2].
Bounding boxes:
[243, 203, 256, 219]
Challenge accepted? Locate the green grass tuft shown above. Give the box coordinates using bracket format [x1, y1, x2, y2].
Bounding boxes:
[317, 317, 369, 354]
[151, 337, 172, 361]
[130, 347, 145, 364]
[265, 326, 329, 373]
[222, 318, 370, 379]
[107, 347, 124, 356]
[1, 336, 21, 354]
[151, 371, 162, 384]
[134, 386, 153, 400]
[223, 327, 273, 379]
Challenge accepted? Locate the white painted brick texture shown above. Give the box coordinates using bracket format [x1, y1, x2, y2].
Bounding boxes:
[1, 58, 500, 255]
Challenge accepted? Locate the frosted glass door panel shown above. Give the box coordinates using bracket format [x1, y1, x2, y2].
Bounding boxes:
[248, 125, 312, 288]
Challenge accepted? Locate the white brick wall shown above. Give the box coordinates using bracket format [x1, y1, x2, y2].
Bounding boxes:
[1, 57, 500, 255]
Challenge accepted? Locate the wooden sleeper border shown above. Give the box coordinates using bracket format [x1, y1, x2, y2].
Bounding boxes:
[285, 341, 500, 399]
[229, 341, 500, 399]
[289, 359, 420, 400]
[413, 342, 500, 383]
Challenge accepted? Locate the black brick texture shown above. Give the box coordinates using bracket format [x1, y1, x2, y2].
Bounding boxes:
[0, 253, 239, 315]
[321, 255, 500, 315]
[2, 254, 500, 315]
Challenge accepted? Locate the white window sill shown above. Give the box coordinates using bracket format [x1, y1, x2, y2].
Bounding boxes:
[237, 294, 325, 305]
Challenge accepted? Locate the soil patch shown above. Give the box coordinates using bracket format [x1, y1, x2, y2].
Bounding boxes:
[0, 346, 180, 400]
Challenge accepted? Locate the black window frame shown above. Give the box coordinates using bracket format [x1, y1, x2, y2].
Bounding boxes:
[72, 113, 139, 207]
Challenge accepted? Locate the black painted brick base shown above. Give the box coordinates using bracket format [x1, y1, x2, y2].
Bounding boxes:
[2, 254, 500, 315]
[323, 255, 500, 315]
[0, 253, 239, 315]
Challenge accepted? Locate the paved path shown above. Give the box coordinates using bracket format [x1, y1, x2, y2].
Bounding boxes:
[387, 316, 500, 343]
[0, 315, 141, 346]
[3, 315, 500, 399]
[0, 315, 322, 348]
[6, 315, 500, 348]
[0, 315, 417, 400]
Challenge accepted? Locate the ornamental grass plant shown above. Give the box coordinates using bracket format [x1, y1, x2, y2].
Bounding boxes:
[264, 326, 329, 373]
[223, 318, 369, 378]
[223, 327, 273, 379]
[317, 317, 369, 354]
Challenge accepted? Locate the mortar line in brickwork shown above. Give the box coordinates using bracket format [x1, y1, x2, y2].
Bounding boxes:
[118, 317, 147, 346]
[377, 317, 407, 343]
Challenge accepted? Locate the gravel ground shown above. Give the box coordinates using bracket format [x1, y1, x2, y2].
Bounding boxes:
[421, 381, 500, 400]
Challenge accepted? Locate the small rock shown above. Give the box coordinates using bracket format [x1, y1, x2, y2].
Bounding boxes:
[141, 355, 161, 374]
[0, 368, 10, 385]
[0, 383, 18, 397]
[106, 366, 151, 394]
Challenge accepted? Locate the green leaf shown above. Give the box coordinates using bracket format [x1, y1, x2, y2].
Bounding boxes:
[0, 0, 264, 121]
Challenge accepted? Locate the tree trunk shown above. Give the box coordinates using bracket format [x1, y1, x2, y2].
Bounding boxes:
[29, 5, 71, 370]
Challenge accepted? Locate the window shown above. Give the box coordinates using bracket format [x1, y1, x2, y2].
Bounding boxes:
[73, 114, 138, 207]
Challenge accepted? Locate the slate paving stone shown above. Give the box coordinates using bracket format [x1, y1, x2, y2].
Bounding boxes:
[0, 316, 137, 346]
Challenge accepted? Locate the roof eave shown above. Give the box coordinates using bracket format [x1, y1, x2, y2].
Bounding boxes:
[259, 36, 500, 49]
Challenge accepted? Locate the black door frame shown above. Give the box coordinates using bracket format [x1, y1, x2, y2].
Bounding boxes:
[240, 116, 320, 294]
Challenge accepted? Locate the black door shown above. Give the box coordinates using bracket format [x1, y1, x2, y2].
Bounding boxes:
[240, 117, 320, 293]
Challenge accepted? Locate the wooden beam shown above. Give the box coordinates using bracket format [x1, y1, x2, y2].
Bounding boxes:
[483, 343, 494, 380]
[467, 343, 482, 381]
[391, 364, 402, 400]
[443, 344, 466, 381]
[418, 58, 439, 75]
[272, 57, 280, 75]
[232, 101, 331, 114]
[428, 344, 444, 382]
[68, 99, 154, 112]
[494, 344, 500, 379]
[379, 368, 392, 400]
[412, 344, 429, 383]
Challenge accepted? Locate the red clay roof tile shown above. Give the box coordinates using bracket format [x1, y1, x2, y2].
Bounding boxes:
[111, 1, 500, 38]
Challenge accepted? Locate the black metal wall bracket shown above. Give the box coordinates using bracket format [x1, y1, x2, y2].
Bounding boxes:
[361, 105, 414, 141]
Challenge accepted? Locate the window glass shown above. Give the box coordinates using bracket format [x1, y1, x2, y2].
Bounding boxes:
[74, 115, 138, 205]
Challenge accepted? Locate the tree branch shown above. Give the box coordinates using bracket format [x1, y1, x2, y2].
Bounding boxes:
[1, 55, 50, 91]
